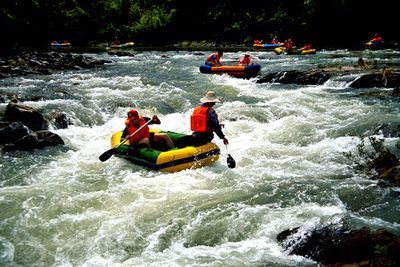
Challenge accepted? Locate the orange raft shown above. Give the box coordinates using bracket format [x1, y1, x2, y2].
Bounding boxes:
[199, 64, 261, 78]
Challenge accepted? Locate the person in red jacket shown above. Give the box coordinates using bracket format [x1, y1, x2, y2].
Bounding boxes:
[271, 36, 279, 44]
[205, 51, 223, 66]
[122, 109, 174, 150]
[370, 33, 383, 44]
[300, 43, 313, 51]
[190, 91, 229, 146]
[238, 53, 251, 66]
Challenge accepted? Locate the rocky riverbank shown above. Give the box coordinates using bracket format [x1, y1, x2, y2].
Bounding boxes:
[0, 51, 110, 79]
[0, 51, 105, 152]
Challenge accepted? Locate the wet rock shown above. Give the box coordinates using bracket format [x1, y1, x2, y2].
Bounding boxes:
[277, 225, 400, 266]
[53, 112, 72, 129]
[108, 51, 135, 57]
[377, 165, 400, 187]
[0, 51, 110, 78]
[374, 122, 400, 138]
[0, 121, 31, 145]
[2, 130, 64, 152]
[350, 71, 400, 88]
[4, 102, 48, 131]
[392, 87, 400, 96]
[257, 70, 331, 85]
[369, 151, 400, 187]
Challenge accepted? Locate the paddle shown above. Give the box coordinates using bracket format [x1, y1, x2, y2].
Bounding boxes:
[99, 118, 153, 162]
[225, 144, 236, 168]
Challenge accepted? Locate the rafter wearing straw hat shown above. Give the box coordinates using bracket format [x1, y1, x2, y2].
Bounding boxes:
[189, 91, 229, 146]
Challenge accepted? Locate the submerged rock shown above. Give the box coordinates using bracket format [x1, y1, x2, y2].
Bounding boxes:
[2, 130, 64, 152]
[257, 68, 400, 89]
[0, 121, 31, 145]
[349, 71, 400, 88]
[257, 70, 331, 85]
[108, 51, 135, 57]
[374, 122, 400, 138]
[277, 225, 400, 266]
[52, 112, 72, 129]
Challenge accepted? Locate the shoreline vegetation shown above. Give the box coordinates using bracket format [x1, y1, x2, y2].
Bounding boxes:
[2, 39, 400, 53]
[1, 1, 398, 51]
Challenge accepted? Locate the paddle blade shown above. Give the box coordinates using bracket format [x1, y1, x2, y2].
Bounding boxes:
[227, 154, 236, 168]
[99, 149, 115, 162]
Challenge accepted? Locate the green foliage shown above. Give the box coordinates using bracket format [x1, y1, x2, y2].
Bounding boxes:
[130, 6, 176, 34]
[0, 0, 398, 47]
[374, 244, 388, 256]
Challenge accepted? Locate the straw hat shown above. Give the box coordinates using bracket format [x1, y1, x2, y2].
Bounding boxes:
[200, 91, 220, 103]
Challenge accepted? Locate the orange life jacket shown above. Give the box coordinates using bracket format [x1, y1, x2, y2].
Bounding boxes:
[238, 56, 250, 66]
[125, 117, 150, 144]
[191, 106, 210, 132]
[206, 53, 220, 65]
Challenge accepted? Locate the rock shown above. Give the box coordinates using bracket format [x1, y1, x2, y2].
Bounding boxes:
[108, 51, 135, 57]
[53, 112, 72, 129]
[392, 87, 400, 96]
[277, 225, 400, 266]
[374, 122, 400, 138]
[377, 165, 400, 187]
[2, 130, 64, 152]
[350, 71, 400, 88]
[369, 151, 399, 174]
[4, 102, 48, 131]
[0, 51, 110, 78]
[257, 70, 331, 85]
[0, 121, 31, 145]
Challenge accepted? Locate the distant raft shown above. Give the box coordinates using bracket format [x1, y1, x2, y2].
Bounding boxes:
[253, 43, 284, 49]
[199, 64, 261, 78]
[365, 41, 384, 50]
[110, 42, 135, 49]
[111, 129, 220, 172]
[50, 41, 71, 48]
[274, 47, 316, 55]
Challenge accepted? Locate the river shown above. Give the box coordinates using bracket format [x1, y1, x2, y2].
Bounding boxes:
[1, 48, 399, 266]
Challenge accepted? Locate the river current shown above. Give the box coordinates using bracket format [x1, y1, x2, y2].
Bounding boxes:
[1, 49, 400, 266]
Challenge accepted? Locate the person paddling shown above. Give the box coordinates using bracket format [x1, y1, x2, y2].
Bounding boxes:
[122, 109, 174, 149]
[238, 53, 251, 66]
[190, 91, 229, 146]
[205, 51, 223, 66]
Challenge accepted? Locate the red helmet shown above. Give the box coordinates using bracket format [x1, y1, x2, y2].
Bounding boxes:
[127, 109, 138, 118]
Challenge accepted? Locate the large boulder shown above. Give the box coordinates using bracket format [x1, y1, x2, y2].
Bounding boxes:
[2, 130, 64, 152]
[257, 70, 331, 85]
[0, 121, 31, 145]
[4, 102, 48, 131]
[350, 71, 400, 88]
[277, 225, 400, 266]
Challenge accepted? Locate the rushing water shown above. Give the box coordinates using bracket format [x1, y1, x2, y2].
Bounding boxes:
[1, 48, 400, 266]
